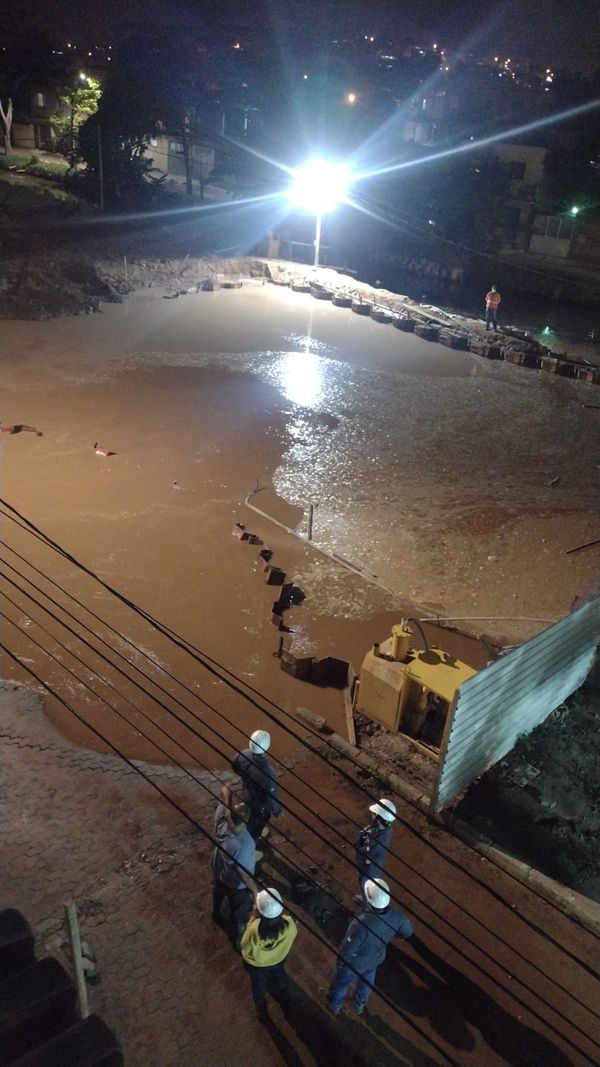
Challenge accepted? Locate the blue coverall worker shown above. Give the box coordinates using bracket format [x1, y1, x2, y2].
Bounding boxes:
[355, 798, 397, 899]
[232, 729, 283, 842]
[328, 878, 413, 1016]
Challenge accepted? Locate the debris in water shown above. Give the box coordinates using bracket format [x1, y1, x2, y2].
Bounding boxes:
[566, 536, 600, 556]
[1, 423, 43, 436]
[94, 442, 116, 457]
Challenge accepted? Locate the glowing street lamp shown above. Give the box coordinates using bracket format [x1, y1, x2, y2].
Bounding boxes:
[289, 159, 350, 267]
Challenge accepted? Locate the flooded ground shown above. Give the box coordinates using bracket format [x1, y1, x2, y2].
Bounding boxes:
[2, 283, 599, 763]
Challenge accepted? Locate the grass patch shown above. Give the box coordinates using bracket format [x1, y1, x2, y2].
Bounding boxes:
[0, 153, 68, 181]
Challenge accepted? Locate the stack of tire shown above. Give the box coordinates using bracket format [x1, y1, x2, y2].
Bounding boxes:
[414, 322, 440, 342]
[0, 909, 122, 1066]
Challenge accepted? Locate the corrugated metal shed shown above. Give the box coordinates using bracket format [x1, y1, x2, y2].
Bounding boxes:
[431, 602, 600, 812]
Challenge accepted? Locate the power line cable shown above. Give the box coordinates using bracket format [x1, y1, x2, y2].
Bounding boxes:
[2, 502, 599, 976]
[0, 592, 415, 950]
[4, 536, 598, 997]
[5, 608, 594, 1063]
[2, 568, 597, 1046]
[0, 636, 467, 1067]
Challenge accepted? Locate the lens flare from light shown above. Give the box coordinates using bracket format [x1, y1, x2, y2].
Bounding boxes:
[290, 160, 351, 214]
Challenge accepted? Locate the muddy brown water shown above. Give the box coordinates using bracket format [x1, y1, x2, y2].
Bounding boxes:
[1, 284, 599, 765]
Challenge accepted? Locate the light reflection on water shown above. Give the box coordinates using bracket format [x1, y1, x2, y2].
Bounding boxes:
[278, 350, 324, 408]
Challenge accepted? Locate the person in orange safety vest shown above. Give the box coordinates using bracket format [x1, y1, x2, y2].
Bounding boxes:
[485, 286, 501, 332]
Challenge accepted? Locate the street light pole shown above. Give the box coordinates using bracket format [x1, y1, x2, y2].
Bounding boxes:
[290, 159, 350, 270]
[314, 211, 322, 267]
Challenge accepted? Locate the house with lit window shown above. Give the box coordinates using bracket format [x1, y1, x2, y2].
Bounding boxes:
[147, 132, 215, 191]
[11, 87, 67, 151]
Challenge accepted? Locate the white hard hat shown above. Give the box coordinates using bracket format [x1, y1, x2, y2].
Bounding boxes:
[364, 878, 390, 910]
[369, 798, 396, 823]
[256, 887, 283, 918]
[250, 729, 271, 754]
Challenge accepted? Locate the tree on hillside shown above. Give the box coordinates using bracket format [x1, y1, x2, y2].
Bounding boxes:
[78, 73, 158, 206]
[0, 98, 13, 156]
[50, 76, 102, 164]
[114, 26, 216, 197]
[77, 23, 216, 205]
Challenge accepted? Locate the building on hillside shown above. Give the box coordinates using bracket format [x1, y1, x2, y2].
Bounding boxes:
[402, 87, 460, 144]
[11, 87, 67, 151]
[148, 134, 215, 190]
[494, 142, 547, 249]
[528, 214, 600, 264]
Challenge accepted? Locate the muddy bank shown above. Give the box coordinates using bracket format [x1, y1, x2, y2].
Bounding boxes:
[0, 252, 267, 320]
[2, 246, 592, 379]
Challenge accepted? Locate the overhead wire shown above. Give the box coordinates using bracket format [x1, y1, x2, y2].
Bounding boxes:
[0, 635, 467, 1067]
[1, 560, 598, 1046]
[2, 530, 597, 990]
[3, 607, 595, 1064]
[2, 500, 599, 979]
[2, 604, 596, 1065]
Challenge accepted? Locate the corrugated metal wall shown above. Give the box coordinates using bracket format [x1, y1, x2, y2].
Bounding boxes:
[431, 602, 600, 812]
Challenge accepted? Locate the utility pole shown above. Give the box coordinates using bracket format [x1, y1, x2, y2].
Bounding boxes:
[97, 124, 104, 211]
[182, 114, 193, 198]
[69, 96, 75, 168]
[314, 213, 322, 268]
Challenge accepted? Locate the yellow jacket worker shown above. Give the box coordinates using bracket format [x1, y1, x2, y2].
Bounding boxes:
[241, 888, 298, 1020]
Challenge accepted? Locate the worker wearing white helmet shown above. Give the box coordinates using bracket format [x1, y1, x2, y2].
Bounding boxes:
[211, 785, 259, 948]
[240, 888, 298, 1020]
[232, 729, 282, 843]
[327, 878, 413, 1017]
[355, 798, 397, 900]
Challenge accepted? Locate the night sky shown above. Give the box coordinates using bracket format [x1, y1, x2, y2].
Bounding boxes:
[4, 0, 600, 74]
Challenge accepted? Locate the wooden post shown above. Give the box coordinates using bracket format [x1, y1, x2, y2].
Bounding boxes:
[123, 255, 128, 284]
[307, 504, 314, 541]
[343, 661, 352, 746]
[64, 901, 89, 1019]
